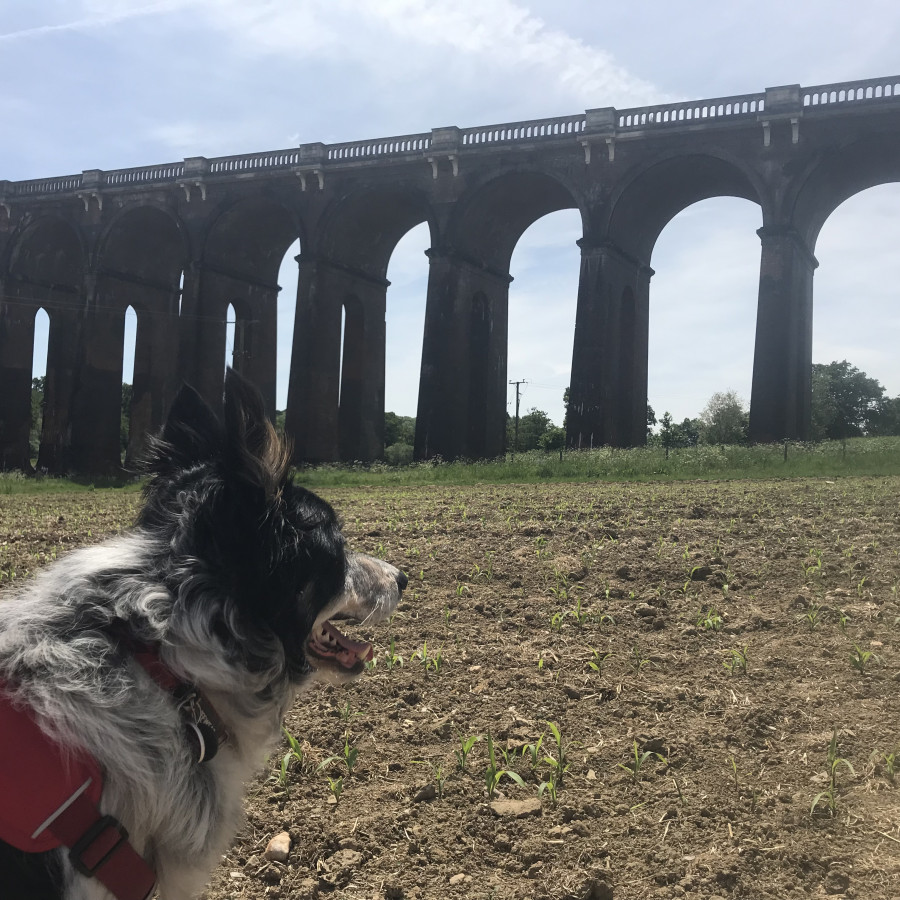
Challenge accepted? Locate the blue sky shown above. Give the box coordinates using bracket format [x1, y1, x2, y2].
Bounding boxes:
[3, 0, 900, 427]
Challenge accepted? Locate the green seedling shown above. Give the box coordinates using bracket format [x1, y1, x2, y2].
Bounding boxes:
[385, 636, 404, 671]
[455, 733, 482, 771]
[811, 729, 856, 816]
[521, 733, 545, 771]
[802, 602, 821, 631]
[723, 646, 749, 676]
[570, 597, 589, 627]
[697, 607, 723, 632]
[587, 647, 612, 676]
[412, 759, 446, 799]
[617, 739, 665, 782]
[630, 646, 649, 676]
[484, 733, 526, 800]
[542, 721, 571, 786]
[319, 732, 359, 776]
[549, 611, 566, 632]
[326, 775, 344, 803]
[537, 774, 559, 806]
[849, 643, 878, 675]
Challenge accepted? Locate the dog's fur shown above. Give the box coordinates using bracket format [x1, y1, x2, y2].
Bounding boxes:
[0, 371, 407, 900]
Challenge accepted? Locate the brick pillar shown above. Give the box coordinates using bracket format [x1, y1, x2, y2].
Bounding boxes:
[67, 280, 127, 474]
[339, 281, 387, 463]
[567, 240, 652, 449]
[0, 288, 37, 470]
[286, 255, 342, 463]
[414, 249, 510, 460]
[178, 263, 228, 410]
[749, 226, 817, 442]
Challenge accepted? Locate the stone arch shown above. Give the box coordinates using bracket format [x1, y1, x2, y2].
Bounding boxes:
[191, 194, 303, 417]
[0, 216, 84, 471]
[446, 170, 584, 273]
[605, 150, 766, 263]
[789, 133, 900, 250]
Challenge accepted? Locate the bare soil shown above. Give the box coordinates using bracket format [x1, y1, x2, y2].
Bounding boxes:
[2, 477, 900, 900]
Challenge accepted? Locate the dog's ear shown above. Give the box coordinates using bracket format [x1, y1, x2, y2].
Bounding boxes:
[223, 368, 292, 496]
[142, 383, 224, 474]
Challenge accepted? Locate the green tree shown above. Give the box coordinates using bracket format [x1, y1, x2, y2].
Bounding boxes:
[507, 407, 553, 452]
[699, 390, 748, 445]
[539, 425, 566, 453]
[30, 376, 45, 458]
[121, 383, 133, 453]
[384, 412, 415, 447]
[810, 361, 888, 439]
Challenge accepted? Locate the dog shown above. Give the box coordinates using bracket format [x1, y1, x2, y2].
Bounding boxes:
[0, 369, 407, 900]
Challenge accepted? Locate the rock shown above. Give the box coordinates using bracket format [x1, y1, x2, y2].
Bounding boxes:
[413, 783, 437, 802]
[327, 848, 364, 871]
[615, 565, 631, 579]
[449, 873, 470, 885]
[562, 684, 583, 700]
[384, 881, 405, 899]
[690, 566, 713, 581]
[824, 871, 850, 894]
[634, 604, 657, 618]
[490, 797, 542, 818]
[264, 831, 292, 863]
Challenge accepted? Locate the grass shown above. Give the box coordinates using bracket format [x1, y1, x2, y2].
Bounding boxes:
[5, 436, 900, 493]
[293, 436, 900, 488]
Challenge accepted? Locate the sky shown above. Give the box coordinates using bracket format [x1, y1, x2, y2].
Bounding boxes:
[4, 0, 900, 429]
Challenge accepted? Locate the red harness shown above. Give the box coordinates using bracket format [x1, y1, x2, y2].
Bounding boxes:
[0, 647, 210, 900]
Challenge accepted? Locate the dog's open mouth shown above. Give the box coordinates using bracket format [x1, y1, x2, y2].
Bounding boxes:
[306, 620, 373, 673]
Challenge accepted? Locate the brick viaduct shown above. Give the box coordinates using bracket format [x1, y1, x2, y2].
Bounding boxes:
[1, 76, 899, 473]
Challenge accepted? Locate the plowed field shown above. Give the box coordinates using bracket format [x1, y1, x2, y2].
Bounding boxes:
[2, 477, 900, 899]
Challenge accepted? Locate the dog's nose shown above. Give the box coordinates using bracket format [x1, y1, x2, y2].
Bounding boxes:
[396, 571, 409, 593]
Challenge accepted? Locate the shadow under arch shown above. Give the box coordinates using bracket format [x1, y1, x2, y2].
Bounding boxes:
[0, 216, 84, 471]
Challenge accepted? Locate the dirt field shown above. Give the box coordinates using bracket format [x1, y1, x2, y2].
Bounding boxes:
[2, 477, 900, 899]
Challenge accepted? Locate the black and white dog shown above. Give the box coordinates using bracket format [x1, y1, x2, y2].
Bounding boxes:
[0, 370, 407, 900]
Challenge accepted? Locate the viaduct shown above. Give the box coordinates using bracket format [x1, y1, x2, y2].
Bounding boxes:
[1, 75, 899, 473]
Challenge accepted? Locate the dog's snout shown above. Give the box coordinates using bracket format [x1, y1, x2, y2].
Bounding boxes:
[396, 570, 408, 593]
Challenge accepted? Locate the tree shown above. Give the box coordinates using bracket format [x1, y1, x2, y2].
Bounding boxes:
[539, 426, 566, 453]
[646, 404, 657, 439]
[30, 377, 45, 458]
[810, 361, 888, 439]
[384, 411, 415, 447]
[506, 408, 553, 452]
[699, 390, 748, 445]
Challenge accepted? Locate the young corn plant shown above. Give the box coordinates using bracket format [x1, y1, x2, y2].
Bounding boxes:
[811, 730, 856, 816]
[586, 647, 612, 677]
[484, 733, 526, 800]
[326, 775, 344, 803]
[849, 643, 878, 675]
[697, 607, 723, 632]
[384, 636, 404, 671]
[521, 733, 545, 773]
[318, 731, 360, 777]
[542, 721, 571, 787]
[412, 759, 446, 799]
[617, 740, 666, 782]
[723, 646, 749, 676]
[455, 733, 482, 772]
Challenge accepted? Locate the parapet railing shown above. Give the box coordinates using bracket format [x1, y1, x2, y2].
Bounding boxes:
[104, 163, 184, 186]
[802, 75, 900, 109]
[3, 75, 899, 199]
[7, 174, 84, 196]
[327, 134, 431, 160]
[616, 92, 765, 129]
[208, 149, 302, 173]
[460, 114, 586, 146]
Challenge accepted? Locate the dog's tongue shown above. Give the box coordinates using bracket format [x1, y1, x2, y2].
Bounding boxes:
[313, 620, 374, 668]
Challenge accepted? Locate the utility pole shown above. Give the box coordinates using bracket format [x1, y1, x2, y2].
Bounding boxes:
[509, 379, 527, 457]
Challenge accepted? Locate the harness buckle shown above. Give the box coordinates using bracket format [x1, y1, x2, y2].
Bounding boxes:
[68, 814, 129, 878]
